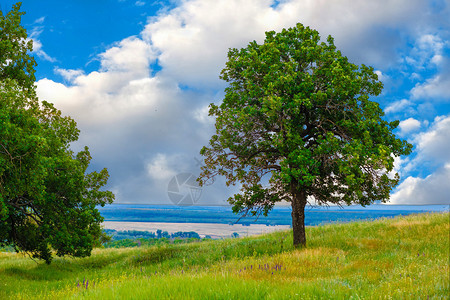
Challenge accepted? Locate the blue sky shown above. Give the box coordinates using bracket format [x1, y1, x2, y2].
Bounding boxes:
[2, 0, 449, 205]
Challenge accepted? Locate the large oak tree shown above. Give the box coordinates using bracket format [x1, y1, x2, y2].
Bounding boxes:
[199, 24, 412, 246]
[0, 3, 114, 263]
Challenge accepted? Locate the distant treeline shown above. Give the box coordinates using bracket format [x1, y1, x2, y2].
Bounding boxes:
[102, 229, 228, 248]
[104, 229, 204, 240]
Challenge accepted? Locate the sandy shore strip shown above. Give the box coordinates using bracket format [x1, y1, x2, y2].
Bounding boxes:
[103, 221, 291, 239]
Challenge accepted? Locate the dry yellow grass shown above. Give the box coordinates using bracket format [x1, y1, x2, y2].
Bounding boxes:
[390, 219, 431, 228]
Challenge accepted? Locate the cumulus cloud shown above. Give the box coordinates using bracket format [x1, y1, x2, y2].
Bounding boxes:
[193, 104, 213, 125]
[143, 0, 279, 89]
[398, 118, 421, 136]
[411, 72, 450, 101]
[100, 37, 155, 73]
[414, 115, 450, 165]
[142, 0, 438, 89]
[389, 164, 450, 205]
[147, 153, 181, 181]
[36, 34, 213, 204]
[405, 34, 445, 69]
[385, 99, 414, 115]
[408, 34, 450, 101]
[389, 115, 450, 204]
[385, 32, 449, 118]
[54, 67, 85, 83]
[273, 0, 437, 68]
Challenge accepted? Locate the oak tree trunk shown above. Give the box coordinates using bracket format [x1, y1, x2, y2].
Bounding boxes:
[291, 189, 307, 247]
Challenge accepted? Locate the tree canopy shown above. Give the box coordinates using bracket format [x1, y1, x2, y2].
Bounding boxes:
[0, 3, 114, 263]
[199, 23, 412, 246]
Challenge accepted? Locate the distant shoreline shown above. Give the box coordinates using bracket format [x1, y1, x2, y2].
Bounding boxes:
[103, 221, 291, 239]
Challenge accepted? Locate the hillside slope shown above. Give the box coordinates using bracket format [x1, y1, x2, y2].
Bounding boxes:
[1, 212, 448, 299]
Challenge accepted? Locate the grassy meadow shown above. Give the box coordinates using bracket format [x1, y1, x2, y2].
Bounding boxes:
[0, 212, 448, 299]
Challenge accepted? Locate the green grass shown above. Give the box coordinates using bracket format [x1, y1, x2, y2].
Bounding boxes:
[1, 212, 448, 299]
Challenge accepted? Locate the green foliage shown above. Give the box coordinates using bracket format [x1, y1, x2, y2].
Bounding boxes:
[199, 23, 412, 245]
[0, 213, 448, 299]
[0, 2, 36, 89]
[102, 229, 203, 248]
[0, 3, 114, 263]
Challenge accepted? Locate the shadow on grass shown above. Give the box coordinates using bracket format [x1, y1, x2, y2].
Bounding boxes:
[3, 264, 76, 281]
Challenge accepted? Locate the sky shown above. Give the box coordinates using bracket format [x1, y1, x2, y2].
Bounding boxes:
[2, 0, 449, 206]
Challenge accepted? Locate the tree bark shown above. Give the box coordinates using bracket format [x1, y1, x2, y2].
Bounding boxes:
[291, 189, 307, 247]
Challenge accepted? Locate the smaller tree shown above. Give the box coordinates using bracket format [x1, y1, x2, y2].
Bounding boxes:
[0, 3, 114, 263]
[199, 23, 412, 247]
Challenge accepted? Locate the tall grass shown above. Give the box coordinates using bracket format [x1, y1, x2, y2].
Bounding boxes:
[1, 212, 448, 299]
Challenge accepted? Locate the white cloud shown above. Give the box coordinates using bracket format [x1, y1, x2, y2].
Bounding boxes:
[398, 118, 421, 136]
[100, 37, 155, 74]
[390, 115, 450, 204]
[37, 73, 183, 129]
[34, 16, 45, 24]
[193, 104, 212, 125]
[143, 0, 279, 89]
[415, 115, 450, 164]
[389, 164, 450, 205]
[407, 34, 450, 101]
[54, 67, 84, 83]
[410, 72, 421, 81]
[31, 38, 56, 62]
[36, 32, 211, 203]
[29, 26, 56, 62]
[37, 37, 162, 126]
[385, 99, 414, 115]
[411, 72, 450, 101]
[146, 153, 179, 181]
[405, 34, 445, 69]
[142, 0, 433, 89]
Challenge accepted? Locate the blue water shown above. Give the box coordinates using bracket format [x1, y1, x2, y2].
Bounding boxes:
[98, 204, 448, 226]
